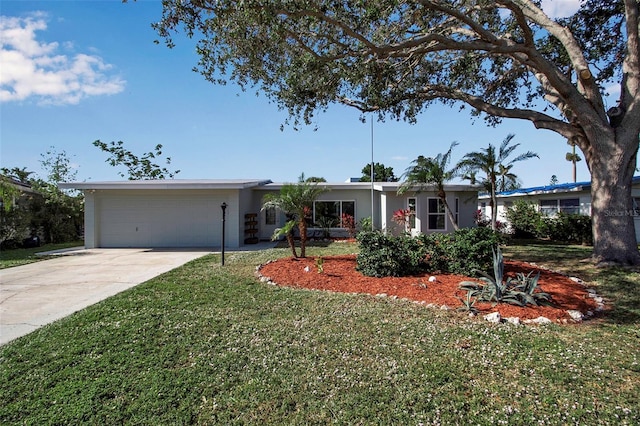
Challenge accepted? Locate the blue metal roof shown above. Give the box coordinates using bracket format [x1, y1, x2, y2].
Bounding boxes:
[480, 175, 640, 198]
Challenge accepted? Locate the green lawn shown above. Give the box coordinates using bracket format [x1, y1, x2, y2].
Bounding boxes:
[0, 241, 84, 269]
[1, 242, 638, 424]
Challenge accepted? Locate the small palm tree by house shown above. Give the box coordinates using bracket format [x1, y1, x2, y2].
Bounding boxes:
[399, 142, 460, 230]
[262, 176, 328, 258]
[457, 134, 538, 231]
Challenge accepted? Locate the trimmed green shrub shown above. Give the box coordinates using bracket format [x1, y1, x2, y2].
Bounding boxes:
[356, 231, 427, 277]
[448, 227, 503, 276]
[545, 213, 593, 245]
[420, 232, 452, 273]
[505, 200, 544, 239]
[357, 227, 502, 278]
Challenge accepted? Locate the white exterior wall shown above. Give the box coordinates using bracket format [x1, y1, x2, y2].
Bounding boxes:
[83, 191, 97, 248]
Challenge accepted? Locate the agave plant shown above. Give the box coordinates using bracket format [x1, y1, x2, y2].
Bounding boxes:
[456, 290, 479, 314]
[459, 247, 554, 307]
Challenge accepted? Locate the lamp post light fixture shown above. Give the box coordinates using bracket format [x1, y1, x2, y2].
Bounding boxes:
[221, 202, 227, 266]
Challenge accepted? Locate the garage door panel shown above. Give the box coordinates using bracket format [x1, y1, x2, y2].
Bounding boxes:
[97, 193, 221, 247]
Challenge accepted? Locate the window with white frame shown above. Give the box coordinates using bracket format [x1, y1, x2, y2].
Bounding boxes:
[559, 198, 580, 214]
[407, 197, 417, 229]
[455, 198, 459, 226]
[540, 198, 580, 216]
[313, 201, 355, 227]
[427, 198, 446, 230]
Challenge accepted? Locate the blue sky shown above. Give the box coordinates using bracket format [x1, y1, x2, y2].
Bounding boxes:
[1, 0, 599, 186]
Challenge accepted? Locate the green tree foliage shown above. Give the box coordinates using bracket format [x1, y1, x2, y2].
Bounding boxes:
[1, 167, 34, 184]
[154, 0, 640, 265]
[0, 175, 32, 247]
[262, 178, 328, 258]
[399, 142, 460, 230]
[359, 163, 397, 182]
[93, 140, 180, 180]
[457, 135, 538, 231]
[31, 148, 84, 244]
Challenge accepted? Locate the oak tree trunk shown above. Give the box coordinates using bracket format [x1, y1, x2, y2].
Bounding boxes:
[587, 127, 640, 265]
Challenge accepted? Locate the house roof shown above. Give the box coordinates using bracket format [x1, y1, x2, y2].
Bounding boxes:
[257, 181, 482, 192]
[479, 175, 640, 199]
[1, 177, 39, 195]
[59, 179, 482, 193]
[58, 179, 273, 190]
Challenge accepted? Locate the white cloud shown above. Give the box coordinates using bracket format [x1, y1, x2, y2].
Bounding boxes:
[541, 0, 582, 19]
[0, 14, 125, 105]
[391, 155, 408, 161]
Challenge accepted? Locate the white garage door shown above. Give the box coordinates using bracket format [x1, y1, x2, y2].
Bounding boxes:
[97, 192, 223, 247]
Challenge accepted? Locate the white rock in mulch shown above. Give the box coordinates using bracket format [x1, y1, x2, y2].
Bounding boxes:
[484, 312, 502, 323]
[567, 310, 584, 322]
[524, 316, 553, 325]
[303, 266, 310, 272]
[428, 276, 437, 282]
[505, 317, 521, 326]
[440, 305, 450, 311]
[569, 276, 584, 284]
[376, 293, 388, 298]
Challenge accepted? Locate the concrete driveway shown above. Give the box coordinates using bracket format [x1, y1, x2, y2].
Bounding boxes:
[0, 248, 211, 345]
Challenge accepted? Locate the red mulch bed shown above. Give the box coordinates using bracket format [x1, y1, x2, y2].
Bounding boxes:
[258, 255, 602, 323]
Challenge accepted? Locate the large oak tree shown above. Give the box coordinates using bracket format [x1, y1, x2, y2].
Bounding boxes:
[154, 0, 640, 265]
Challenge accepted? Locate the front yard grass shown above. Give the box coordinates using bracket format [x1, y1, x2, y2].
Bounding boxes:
[1, 241, 638, 424]
[0, 241, 84, 269]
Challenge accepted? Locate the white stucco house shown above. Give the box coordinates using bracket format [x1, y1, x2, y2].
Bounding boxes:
[478, 176, 640, 242]
[59, 179, 481, 249]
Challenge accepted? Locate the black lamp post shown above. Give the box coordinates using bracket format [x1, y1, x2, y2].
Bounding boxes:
[221, 202, 227, 266]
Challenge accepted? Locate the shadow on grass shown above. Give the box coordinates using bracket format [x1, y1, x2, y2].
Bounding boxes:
[503, 240, 640, 325]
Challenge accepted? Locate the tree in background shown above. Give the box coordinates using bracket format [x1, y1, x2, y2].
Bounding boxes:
[31, 148, 84, 244]
[566, 138, 582, 183]
[1, 167, 34, 184]
[262, 176, 328, 258]
[155, 0, 640, 265]
[303, 176, 327, 182]
[457, 135, 538, 231]
[496, 164, 522, 192]
[359, 163, 397, 182]
[0, 173, 32, 247]
[93, 140, 180, 180]
[550, 175, 559, 185]
[399, 142, 460, 230]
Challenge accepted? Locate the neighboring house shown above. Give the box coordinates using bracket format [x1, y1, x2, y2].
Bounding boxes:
[59, 179, 480, 249]
[0, 177, 42, 246]
[478, 176, 640, 242]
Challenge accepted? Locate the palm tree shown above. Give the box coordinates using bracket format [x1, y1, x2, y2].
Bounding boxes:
[566, 138, 582, 183]
[497, 164, 521, 192]
[399, 142, 460, 230]
[262, 176, 328, 258]
[457, 134, 538, 230]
